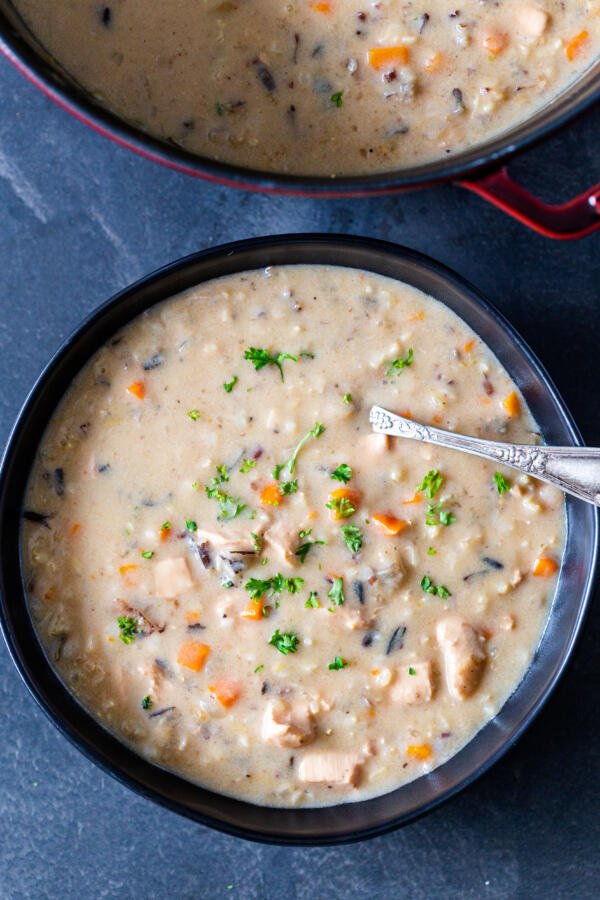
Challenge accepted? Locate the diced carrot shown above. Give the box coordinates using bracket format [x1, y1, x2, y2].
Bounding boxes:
[463, 340, 475, 353]
[308, 511, 318, 520]
[407, 743, 432, 760]
[399, 409, 413, 420]
[533, 556, 559, 577]
[408, 310, 425, 322]
[368, 46, 410, 70]
[209, 679, 241, 708]
[260, 482, 282, 506]
[424, 52, 443, 73]
[311, 0, 331, 11]
[119, 564, 138, 575]
[119, 563, 139, 587]
[328, 487, 362, 520]
[372, 513, 409, 535]
[483, 31, 509, 55]
[503, 390, 521, 417]
[185, 611, 201, 624]
[566, 30, 588, 61]
[432, 415, 443, 425]
[240, 596, 266, 620]
[68, 523, 81, 537]
[403, 492, 422, 505]
[177, 641, 210, 671]
[371, 669, 380, 676]
[159, 522, 172, 542]
[127, 380, 146, 400]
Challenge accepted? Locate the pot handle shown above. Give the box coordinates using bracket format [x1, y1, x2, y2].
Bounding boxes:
[459, 166, 600, 240]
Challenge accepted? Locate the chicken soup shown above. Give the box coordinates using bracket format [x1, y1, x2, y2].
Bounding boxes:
[22, 264, 564, 807]
[11, 0, 600, 176]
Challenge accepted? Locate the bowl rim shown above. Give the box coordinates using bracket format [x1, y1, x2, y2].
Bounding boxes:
[0, 234, 597, 845]
[0, 3, 599, 192]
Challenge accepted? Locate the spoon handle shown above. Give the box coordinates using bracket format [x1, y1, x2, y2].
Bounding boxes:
[369, 405, 600, 507]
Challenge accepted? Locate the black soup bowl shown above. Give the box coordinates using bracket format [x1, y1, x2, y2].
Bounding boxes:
[0, 235, 597, 844]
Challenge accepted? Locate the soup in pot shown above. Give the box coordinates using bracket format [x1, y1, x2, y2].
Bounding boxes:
[22, 264, 564, 807]
[11, 0, 599, 176]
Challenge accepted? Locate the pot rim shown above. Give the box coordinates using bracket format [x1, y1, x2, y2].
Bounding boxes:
[0, 234, 597, 844]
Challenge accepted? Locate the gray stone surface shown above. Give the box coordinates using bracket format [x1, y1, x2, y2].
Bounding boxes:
[0, 54, 598, 900]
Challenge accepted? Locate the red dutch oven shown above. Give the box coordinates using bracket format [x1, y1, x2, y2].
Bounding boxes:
[1, 1, 599, 239]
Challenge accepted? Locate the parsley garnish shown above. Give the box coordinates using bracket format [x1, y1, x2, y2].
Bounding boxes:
[254, 664, 264, 673]
[279, 479, 298, 495]
[239, 458, 256, 473]
[245, 574, 305, 600]
[245, 577, 272, 601]
[268, 629, 299, 655]
[408, 667, 416, 676]
[141, 695, 153, 709]
[326, 495, 356, 518]
[272, 422, 326, 480]
[417, 469, 443, 499]
[330, 91, 344, 107]
[427, 546, 437, 556]
[420, 575, 451, 599]
[328, 577, 345, 606]
[425, 503, 456, 527]
[141, 550, 154, 559]
[328, 656, 347, 670]
[343, 393, 352, 404]
[386, 347, 413, 377]
[185, 518, 197, 532]
[494, 472, 511, 494]
[187, 409, 200, 421]
[160, 521, 171, 533]
[205, 464, 246, 520]
[295, 530, 325, 563]
[331, 463, 352, 484]
[223, 375, 238, 393]
[244, 347, 298, 381]
[117, 616, 138, 645]
[251, 532, 263, 552]
[341, 525, 363, 553]
[305, 591, 320, 608]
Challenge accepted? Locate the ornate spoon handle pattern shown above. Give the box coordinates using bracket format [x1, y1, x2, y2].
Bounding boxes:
[369, 405, 600, 507]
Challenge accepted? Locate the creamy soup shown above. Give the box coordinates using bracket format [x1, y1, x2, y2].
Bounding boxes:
[22, 265, 564, 807]
[11, 0, 599, 176]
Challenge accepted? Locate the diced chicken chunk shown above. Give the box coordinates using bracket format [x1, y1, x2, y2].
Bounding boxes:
[262, 699, 316, 748]
[361, 433, 391, 456]
[196, 527, 256, 554]
[298, 751, 362, 787]
[263, 520, 299, 567]
[392, 660, 435, 705]
[154, 557, 193, 598]
[436, 617, 487, 700]
[515, 7, 549, 38]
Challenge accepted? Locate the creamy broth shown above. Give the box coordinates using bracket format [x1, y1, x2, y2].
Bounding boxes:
[12, 0, 599, 176]
[23, 265, 564, 807]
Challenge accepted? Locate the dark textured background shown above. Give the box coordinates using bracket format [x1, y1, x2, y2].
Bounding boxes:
[0, 55, 598, 900]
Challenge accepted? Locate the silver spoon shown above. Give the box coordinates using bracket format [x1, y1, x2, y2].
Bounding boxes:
[369, 405, 600, 507]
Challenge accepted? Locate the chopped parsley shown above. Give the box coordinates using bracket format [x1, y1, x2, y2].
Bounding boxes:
[117, 616, 138, 645]
[160, 521, 171, 533]
[327, 577, 345, 606]
[245, 574, 305, 601]
[295, 529, 325, 563]
[494, 472, 511, 494]
[386, 347, 413, 377]
[305, 591, 320, 608]
[187, 409, 200, 421]
[268, 629, 299, 655]
[326, 495, 356, 519]
[254, 664, 264, 674]
[343, 393, 353, 404]
[272, 422, 326, 482]
[239, 458, 256, 473]
[341, 524, 363, 553]
[244, 347, 298, 381]
[408, 667, 416, 676]
[141, 695, 153, 709]
[331, 463, 352, 484]
[426, 503, 456, 527]
[205, 464, 246, 520]
[245, 577, 272, 601]
[140, 550, 154, 559]
[328, 656, 347, 670]
[417, 469, 443, 499]
[427, 547, 437, 556]
[185, 518, 198, 532]
[223, 375, 238, 393]
[330, 91, 344, 107]
[420, 575, 451, 599]
[251, 532, 263, 552]
[279, 480, 298, 496]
